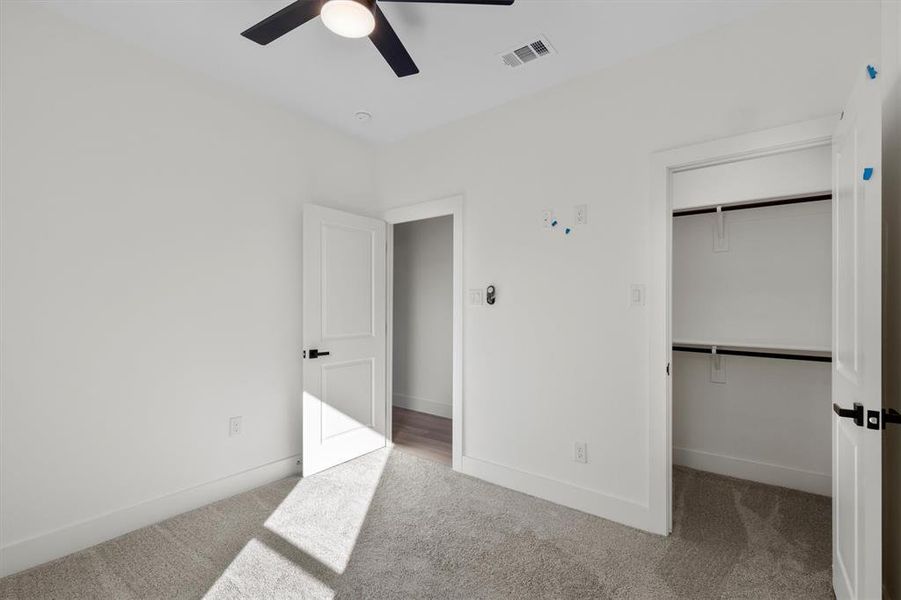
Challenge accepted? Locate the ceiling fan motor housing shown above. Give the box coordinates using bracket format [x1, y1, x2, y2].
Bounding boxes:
[321, 0, 377, 39]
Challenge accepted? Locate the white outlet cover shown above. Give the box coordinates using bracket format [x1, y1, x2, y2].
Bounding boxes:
[574, 441, 588, 463]
[229, 416, 242, 436]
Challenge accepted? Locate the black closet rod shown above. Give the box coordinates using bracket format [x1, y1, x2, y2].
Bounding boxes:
[672, 345, 832, 363]
[673, 193, 832, 217]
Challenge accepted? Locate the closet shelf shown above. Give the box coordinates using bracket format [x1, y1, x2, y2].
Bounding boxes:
[672, 192, 831, 217]
[672, 342, 831, 363]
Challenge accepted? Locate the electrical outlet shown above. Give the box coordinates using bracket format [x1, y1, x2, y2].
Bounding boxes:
[229, 416, 242, 437]
[575, 204, 588, 225]
[574, 441, 588, 463]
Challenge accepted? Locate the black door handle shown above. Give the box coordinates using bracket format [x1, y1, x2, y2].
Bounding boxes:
[833, 402, 864, 427]
[884, 408, 901, 429]
[303, 349, 330, 359]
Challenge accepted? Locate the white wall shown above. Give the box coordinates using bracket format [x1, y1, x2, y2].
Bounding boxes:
[0, 2, 375, 575]
[672, 200, 832, 495]
[671, 145, 832, 211]
[392, 216, 453, 419]
[673, 200, 832, 351]
[0, 0, 886, 576]
[375, 1, 879, 530]
[881, 1, 901, 597]
[673, 353, 831, 494]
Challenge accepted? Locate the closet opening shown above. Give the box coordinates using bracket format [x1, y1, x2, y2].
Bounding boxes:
[669, 142, 833, 538]
[389, 214, 454, 465]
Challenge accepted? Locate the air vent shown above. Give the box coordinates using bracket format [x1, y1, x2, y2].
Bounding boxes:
[499, 36, 556, 69]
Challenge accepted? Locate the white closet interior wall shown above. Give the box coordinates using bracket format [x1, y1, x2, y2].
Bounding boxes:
[672, 144, 833, 496]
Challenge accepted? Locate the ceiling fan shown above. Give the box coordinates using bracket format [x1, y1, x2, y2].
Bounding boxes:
[241, 0, 515, 78]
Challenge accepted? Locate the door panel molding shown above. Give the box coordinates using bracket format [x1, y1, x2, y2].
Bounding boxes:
[303, 204, 386, 477]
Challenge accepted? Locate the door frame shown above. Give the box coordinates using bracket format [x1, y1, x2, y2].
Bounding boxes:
[648, 117, 837, 535]
[383, 195, 464, 470]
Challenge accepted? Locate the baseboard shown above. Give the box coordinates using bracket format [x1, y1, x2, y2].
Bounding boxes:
[0, 454, 301, 578]
[393, 393, 452, 419]
[673, 447, 831, 496]
[459, 455, 661, 534]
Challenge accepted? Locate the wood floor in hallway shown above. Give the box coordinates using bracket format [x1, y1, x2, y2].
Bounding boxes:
[392, 406, 451, 466]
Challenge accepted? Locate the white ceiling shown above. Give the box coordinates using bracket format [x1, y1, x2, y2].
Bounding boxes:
[44, 0, 773, 143]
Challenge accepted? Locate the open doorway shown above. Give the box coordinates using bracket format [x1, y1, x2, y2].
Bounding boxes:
[385, 195, 463, 470]
[389, 215, 454, 465]
[648, 117, 840, 535]
[667, 138, 834, 499]
[668, 141, 834, 514]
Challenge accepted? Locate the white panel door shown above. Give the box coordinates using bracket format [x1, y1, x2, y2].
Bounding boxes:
[303, 205, 386, 476]
[831, 67, 882, 600]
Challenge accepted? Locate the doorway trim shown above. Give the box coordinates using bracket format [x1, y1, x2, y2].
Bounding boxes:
[648, 117, 836, 535]
[384, 195, 464, 470]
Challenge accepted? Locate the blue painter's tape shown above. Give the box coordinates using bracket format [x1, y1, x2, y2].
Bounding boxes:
[863, 167, 874, 181]
[564, 227, 572, 235]
[867, 64, 878, 79]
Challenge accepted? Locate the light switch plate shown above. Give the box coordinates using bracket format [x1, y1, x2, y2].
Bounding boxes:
[469, 289, 484, 306]
[629, 284, 646, 307]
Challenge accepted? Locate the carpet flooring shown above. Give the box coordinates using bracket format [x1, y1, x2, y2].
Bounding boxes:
[0, 448, 832, 599]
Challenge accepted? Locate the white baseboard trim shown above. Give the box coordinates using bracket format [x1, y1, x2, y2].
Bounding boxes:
[0, 454, 301, 578]
[393, 393, 452, 419]
[459, 455, 660, 534]
[673, 447, 830, 496]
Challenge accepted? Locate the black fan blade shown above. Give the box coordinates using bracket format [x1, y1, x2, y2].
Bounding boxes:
[241, 0, 323, 45]
[369, 5, 419, 78]
[378, 0, 514, 4]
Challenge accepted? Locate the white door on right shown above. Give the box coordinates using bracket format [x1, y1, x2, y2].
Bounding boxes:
[831, 65, 882, 600]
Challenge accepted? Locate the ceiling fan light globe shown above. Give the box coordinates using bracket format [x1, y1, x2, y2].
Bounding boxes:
[321, 0, 376, 39]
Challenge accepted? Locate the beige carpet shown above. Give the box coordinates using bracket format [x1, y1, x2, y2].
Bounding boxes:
[0, 448, 832, 599]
